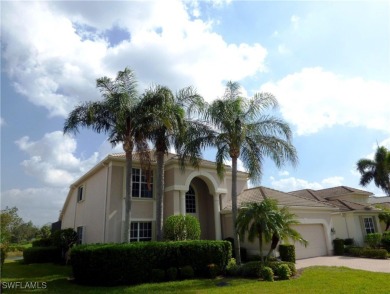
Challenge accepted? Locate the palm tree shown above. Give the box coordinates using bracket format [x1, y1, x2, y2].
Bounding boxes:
[357, 146, 390, 196]
[137, 85, 204, 240]
[236, 199, 281, 263]
[180, 81, 298, 263]
[266, 206, 308, 258]
[64, 67, 149, 242]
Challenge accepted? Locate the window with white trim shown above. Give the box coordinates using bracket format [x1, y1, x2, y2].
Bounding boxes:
[77, 226, 84, 244]
[186, 186, 196, 213]
[132, 168, 153, 198]
[363, 217, 376, 234]
[77, 186, 84, 202]
[130, 222, 152, 242]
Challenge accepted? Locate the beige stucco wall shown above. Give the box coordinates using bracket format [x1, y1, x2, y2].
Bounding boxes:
[332, 212, 382, 246]
[106, 165, 124, 243]
[61, 189, 77, 229]
[62, 165, 108, 244]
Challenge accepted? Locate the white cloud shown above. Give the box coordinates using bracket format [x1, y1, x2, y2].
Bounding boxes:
[15, 131, 98, 187]
[0, 117, 5, 127]
[290, 15, 300, 29]
[1, 187, 67, 226]
[270, 175, 344, 192]
[261, 67, 390, 135]
[278, 170, 290, 177]
[2, 1, 267, 117]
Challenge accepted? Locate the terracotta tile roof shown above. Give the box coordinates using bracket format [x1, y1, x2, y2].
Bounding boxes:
[290, 186, 377, 212]
[313, 186, 373, 199]
[223, 186, 336, 211]
[327, 199, 379, 212]
[289, 189, 325, 202]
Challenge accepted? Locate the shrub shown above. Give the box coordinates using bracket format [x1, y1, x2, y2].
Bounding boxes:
[32, 238, 52, 247]
[260, 266, 274, 282]
[163, 215, 201, 241]
[267, 261, 296, 276]
[241, 261, 262, 278]
[206, 263, 220, 279]
[365, 233, 382, 249]
[224, 238, 247, 262]
[362, 248, 388, 259]
[179, 265, 194, 280]
[275, 264, 291, 280]
[71, 240, 231, 285]
[349, 247, 388, 259]
[226, 258, 240, 276]
[344, 238, 354, 246]
[333, 238, 344, 255]
[279, 244, 295, 263]
[23, 247, 62, 264]
[150, 269, 165, 283]
[381, 233, 390, 252]
[166, 267, 178, 281]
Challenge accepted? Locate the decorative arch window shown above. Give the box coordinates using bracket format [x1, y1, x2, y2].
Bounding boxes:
[185, 186, 196, 213]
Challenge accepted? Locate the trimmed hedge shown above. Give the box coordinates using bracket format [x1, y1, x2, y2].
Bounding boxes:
[241, 261, 262, 278]
[23, 247, 62, 264]
[279, 244, 295, 263]
[71, 240, 231, 286]
[32, 238, 52, 247]
[348, 247, 388, 259]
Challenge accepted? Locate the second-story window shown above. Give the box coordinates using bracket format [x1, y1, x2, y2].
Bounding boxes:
[132, 168, 153, 198]
[77, 186, 84, 202]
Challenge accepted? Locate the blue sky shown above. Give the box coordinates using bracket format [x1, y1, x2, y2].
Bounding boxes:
[1, 0, 389, 226]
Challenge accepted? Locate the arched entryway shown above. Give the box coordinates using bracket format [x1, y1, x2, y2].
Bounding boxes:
[185, 177, 216, 240]
[175, 171, 225, 240]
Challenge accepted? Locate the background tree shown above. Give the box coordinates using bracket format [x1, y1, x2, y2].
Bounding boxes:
[10, 221, 39, 243]
[357, 146, 390, 196]
[64, 67, 150, 242]
[180, 81, 298, 263]
[0, 207, 23, 243]
[39, 224, 52, 239]
[376, 205, 390, 231]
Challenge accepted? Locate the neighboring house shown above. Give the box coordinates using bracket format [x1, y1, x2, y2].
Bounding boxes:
[290, 187, 383, 248]
[59, 153, 383, 259]
[368, 196, 390, 209]
[222, 186, 339, 259]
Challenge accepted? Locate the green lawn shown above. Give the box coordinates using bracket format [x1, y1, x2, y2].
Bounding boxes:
[1, 260, 389, 293]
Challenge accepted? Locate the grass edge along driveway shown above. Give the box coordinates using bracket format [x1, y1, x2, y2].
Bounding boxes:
[1, 260, 390, 293]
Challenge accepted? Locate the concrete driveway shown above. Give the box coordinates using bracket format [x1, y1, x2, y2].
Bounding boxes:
[296, 256, 390, 273]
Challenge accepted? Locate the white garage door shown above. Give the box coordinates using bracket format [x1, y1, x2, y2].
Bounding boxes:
[292, 224, 327, 259]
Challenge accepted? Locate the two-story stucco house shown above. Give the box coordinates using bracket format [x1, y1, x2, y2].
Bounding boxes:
[59, 152, 383, 259]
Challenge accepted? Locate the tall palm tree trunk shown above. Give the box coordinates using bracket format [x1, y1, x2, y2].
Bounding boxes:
[231, 156, 241, 264]
[123, 142, 133, 242]
[258, 231, 264, 263]
[156, 150, 165, 241]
